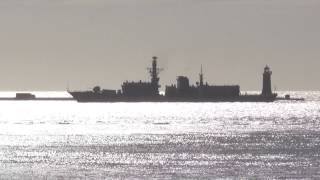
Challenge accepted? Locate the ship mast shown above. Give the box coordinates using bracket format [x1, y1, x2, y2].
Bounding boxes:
[148, 56, 163, 94]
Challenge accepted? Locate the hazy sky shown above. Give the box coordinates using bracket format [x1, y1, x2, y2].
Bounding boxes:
[0, 0, 319, 91]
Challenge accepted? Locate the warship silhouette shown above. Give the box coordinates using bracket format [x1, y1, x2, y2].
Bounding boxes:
[69, 56, 302, 102]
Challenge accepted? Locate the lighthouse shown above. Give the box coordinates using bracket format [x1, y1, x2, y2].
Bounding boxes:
[262, 65, 273, 96]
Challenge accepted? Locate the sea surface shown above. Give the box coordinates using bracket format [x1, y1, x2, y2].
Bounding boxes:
[0, 91, 320, 179]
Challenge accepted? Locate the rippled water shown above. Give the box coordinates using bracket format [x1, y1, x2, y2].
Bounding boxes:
[0, 91, 320, 179]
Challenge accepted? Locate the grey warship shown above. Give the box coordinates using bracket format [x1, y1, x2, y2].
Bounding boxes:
[69, 56, 299, 102]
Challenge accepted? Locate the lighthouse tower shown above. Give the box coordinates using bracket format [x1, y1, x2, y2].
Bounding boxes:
[199, 65, 204, 87]
[262, 65, 273, 96]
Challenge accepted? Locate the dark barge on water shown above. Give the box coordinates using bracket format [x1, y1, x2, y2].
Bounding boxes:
[0, 93, 74, 101]
[68, 56, 303, 102]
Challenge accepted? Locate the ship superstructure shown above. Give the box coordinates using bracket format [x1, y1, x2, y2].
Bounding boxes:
[69, 56, 164, 102]
[165, 65, 240, 100]
[68, 56, 296, 102]
[121, 56, 162, 97]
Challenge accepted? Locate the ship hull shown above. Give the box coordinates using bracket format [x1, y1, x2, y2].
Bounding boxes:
[69, 91, 277, 103]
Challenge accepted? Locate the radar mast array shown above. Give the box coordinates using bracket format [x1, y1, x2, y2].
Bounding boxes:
[147, 56, 163, 93]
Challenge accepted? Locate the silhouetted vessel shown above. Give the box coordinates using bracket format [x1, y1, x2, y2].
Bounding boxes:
[0, 92, 74, 101]
[15, 93, 36, 100]
[69, 56, 300, 102]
